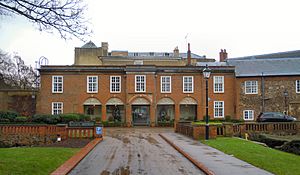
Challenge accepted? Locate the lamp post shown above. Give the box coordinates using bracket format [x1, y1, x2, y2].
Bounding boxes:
[203, 64, 211, 140]
[283, 90, 288, 115]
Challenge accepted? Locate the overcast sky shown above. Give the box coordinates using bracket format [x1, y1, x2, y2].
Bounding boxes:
[1, 0, 300, 67]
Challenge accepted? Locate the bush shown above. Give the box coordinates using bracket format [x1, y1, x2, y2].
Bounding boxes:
[59, 113, 90, 123]
[32, 114, 60, 124]
[101, 120, 123, 127]
[225, 115, 231, 122]
[0, 111, 19, 122]
[14, 116, 28, 123]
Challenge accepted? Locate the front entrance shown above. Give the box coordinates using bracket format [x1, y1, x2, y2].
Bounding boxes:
[132, 105, 150, 126]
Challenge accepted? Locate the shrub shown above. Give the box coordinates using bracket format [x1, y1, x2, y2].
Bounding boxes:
[32, 114, 60, 124]
[14, 116, 28, 123]
[225, 115, 231, 122]
[0, 111, 19, 122]
[59, 114, 80, 123]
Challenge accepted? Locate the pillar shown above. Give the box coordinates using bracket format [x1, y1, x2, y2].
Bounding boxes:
[126, 104, 132, 127]
[150, 104, 156, 127]
[101, 105, 107, 121]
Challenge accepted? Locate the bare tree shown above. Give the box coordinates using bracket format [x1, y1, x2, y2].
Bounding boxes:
[0, 50, 38, 89]
[0, 0, 91, 40]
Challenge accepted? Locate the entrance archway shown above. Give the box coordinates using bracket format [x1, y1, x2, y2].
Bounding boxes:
[131, 97, 150, 126]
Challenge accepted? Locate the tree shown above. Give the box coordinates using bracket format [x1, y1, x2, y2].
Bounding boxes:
[0, 0, 91, 40]
[0, 49, 38, 89]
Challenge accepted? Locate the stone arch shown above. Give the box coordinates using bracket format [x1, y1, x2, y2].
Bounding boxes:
[157, 97, 175, 105]
[128, 94, 152, 105]
[179, 97, 198, 105]
[131, 97, 150, 105]
[106, 97, 124, 105]
[83, 97, 101, 105]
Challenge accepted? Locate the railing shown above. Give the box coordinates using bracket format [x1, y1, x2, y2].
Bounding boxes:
[175, 122, 193, 138]
[67, 127, 94, 138]
[216, 125, 224, 136]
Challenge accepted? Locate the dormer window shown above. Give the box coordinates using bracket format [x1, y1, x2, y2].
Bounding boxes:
[164, 53, 170, 57]
[149, 52, 154, 56]
[134, 53, 139, 56]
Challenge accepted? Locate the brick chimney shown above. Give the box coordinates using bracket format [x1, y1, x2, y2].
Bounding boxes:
[187, 43, 191, 66]
[219, 49, 228, 62]
[173, 46, 179, 57]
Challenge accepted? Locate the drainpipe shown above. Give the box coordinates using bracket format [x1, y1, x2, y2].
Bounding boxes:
[261, 72, 265, 113]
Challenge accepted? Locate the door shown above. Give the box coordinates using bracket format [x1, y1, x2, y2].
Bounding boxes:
[132, 105, 150, 126]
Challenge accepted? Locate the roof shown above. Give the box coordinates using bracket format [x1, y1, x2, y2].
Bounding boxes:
[227, 57, 300, 77]
[127, 52, 204, 59]
[81, 41, 97, 48]
[229, 50, 300, 60]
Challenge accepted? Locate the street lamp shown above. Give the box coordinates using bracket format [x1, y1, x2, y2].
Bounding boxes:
[203, 64, 211, 140]
[283, 90, 288, 115]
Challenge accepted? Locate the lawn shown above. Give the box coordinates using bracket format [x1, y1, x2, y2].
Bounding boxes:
[0, 147, 79, 175]
[205, 137, 300, 175]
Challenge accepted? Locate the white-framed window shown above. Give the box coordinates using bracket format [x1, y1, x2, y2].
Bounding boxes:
[52, 76, 63, 93]
[110, 76, 121, 93]
[213, 76, 224, 93]
[296, 80, 300, 93]
[214, 101, 224, 118]
[183, 76, 193, 93]
[87, 76, 98, 93]
[135, 75, 146, 92]
[52, 102, 63, 115]
[243, 110, 254, 120]
[245, 81, 258, 94]
[161, 76, 171, 93]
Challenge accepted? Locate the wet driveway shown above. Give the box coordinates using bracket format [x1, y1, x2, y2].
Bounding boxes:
[69, 128, 204, 175]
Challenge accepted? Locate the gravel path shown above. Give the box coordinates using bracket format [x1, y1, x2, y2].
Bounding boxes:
[69, 128, 204, 175]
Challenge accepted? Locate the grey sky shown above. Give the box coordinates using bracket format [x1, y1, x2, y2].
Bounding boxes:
[0, 0, 300, 66]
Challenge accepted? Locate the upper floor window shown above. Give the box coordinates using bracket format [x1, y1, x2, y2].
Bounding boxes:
[135, 75, 146, 92]
[296, 80, 300, 93]
[245, 81, 258, 94]
[243, 110, 254, 120]
[110, 76, 121, 93]
[161, 76, 171, 93]
[213, 76, 224, 93]
[52, 102, 63, 115]
[214, 101, 224, 118]
[87, 76, 98, 93]
[52, 76, 63, 93]
[183, 76, 193, 93]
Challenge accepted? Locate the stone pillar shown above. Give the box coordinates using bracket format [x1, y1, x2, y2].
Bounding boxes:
[150, 104, 156, 127]
[101, 105, 107, 121]
[223, 123, 234, 137]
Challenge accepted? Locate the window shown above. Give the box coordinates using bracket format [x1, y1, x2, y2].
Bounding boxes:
[135, 75, 146, 92]
[52, 102, 63, 115]
[87, 76, 98, 93]
[52, 76, 63, 93]
[161, 76, 171, 93]
[214, 101, 224, 118]
[296, 80, 300, 93]
[245, 81, 258, 94]
[243, 110, 254, 120]
[183, 76, 193, 93]
[110, 76, 121, 93]
[213, 76, 224, 93]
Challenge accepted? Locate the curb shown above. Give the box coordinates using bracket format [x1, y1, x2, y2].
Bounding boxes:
[159, 134, 215, 175]
[51, 137, 103, 175]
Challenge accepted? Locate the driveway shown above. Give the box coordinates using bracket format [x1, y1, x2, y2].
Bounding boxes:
[69, 127, 204, 175]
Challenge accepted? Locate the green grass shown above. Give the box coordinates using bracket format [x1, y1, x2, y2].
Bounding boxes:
[204, 137, 300, 175]
[0, 147, 79, 175]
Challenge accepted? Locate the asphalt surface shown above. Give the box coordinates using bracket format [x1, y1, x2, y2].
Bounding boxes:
[69, 128, 204, 175]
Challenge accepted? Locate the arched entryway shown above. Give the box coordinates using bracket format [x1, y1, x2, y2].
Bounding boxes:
[131, 97, 150, 126]
[83, 98, 101, 119]
[106, 98, 125, 122]
[179, 97, 198, 121]
[157, 97, 175, 122]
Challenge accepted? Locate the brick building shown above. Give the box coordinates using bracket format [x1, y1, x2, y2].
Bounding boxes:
[37, 42, 300, 126]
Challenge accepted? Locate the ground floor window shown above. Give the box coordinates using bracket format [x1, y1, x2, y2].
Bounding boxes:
[106, 105, 125, 122]
[52, 102, 63, 115]
[180, 105, 197, 121]
[132, 105, 150, 125]
[214, 101, 224, 118]
[157, 105, 174, 122]
[84, 105, 101, 119]
[243, 110, 254, 120]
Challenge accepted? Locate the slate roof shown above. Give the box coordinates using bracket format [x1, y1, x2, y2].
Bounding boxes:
[229, 50, 300, 60]
[81, 41, 97, 48]
[227, 57, 300, 77]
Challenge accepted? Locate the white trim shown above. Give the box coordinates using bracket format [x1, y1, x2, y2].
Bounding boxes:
[296, 80, 300, 93]
[135, 75, 146, 92]
[110, 76, 121, 93]
[245, 80, 258, 94]
[87, 76, 98, 93]
[161, 76, 172, 93]
[243, 110, 254, 120]
[52, 76, 63, 93]
[213, 76, 224, 93]
[214, 101, 224, 118]
[183, 76, 194, 93]
[51, 102, 63, 115]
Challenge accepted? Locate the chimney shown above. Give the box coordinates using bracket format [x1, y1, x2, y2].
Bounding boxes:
[101, 42, 108, 56]
[173, 46, 179, 57]
[219, 49, 228, 62]
[187, 43, 191, 66]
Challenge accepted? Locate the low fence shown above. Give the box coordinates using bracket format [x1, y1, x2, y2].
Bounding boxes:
[0, 124, 101, 147]
[176, 121, 300, 140]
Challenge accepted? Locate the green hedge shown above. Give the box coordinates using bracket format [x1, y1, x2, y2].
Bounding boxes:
[0, 111, 19, 122]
